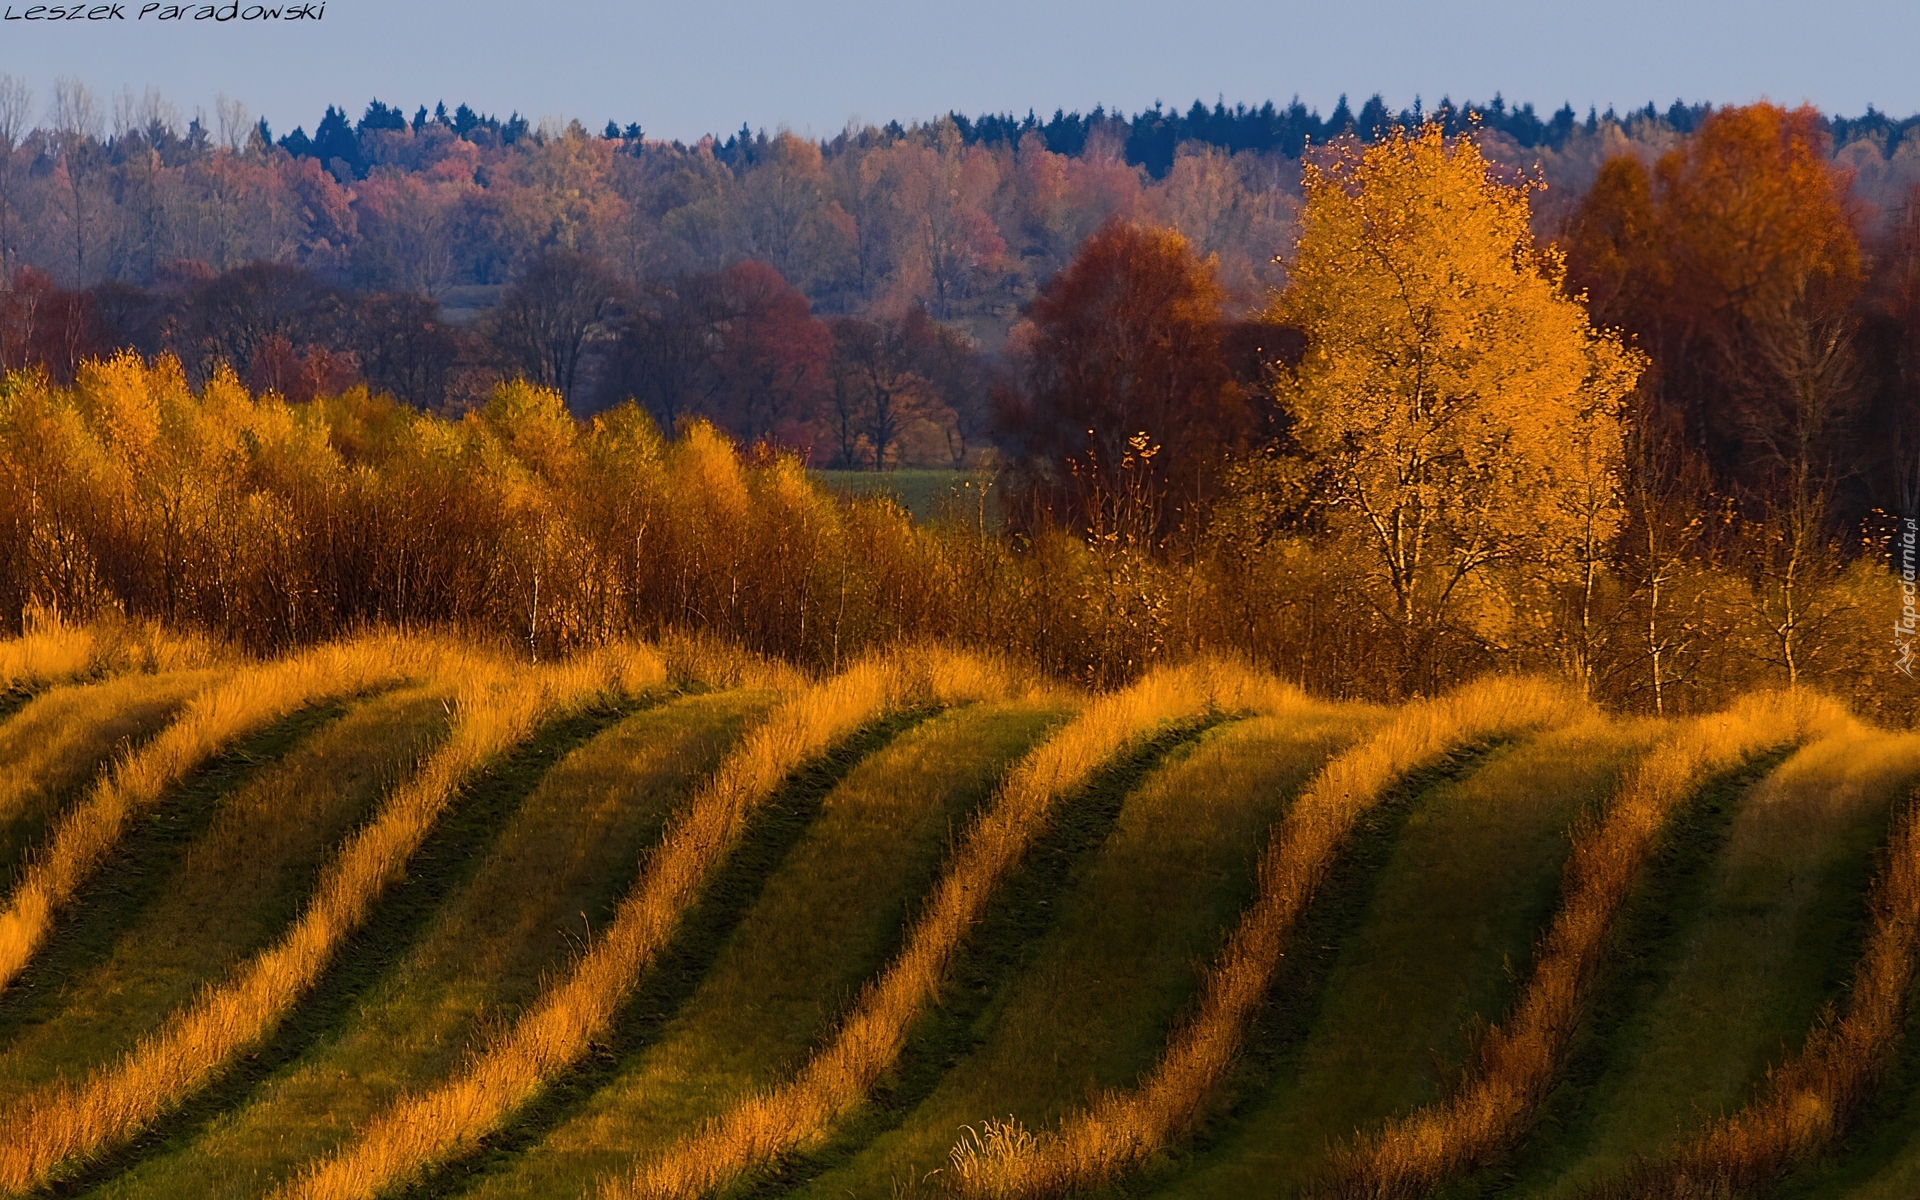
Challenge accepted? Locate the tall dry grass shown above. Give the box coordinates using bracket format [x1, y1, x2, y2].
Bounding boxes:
[0, 634, 478, 998]
[0, 643, 660, 1192]
[1592, 736, 1920, 1200]
[942, 676, 1591, 1199]
[275, 646, 1038, 1200]
[0, 611, 219, 694]
[1323, 689, 1855, 1200]
[599, 660, 1310, 1200]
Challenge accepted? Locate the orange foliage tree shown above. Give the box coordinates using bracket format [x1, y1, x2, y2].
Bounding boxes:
[1276, 125, 1642, 693]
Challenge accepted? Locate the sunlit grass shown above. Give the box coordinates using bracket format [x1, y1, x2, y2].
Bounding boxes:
[0, 683, 456, 1108]
[0, 644, 660, 1190]
[609, 661, 1317, 1200]
[1328, 689, 1856, 1199]
[1149, 718, 1657, 1200]
[0, 669, 224, 876]
[98, 688, 778, 1200]
[1588, 729, 1920, 1199]
[945, 676, 1590, 1198]
[0, 634, 484, 999]
[469, 700, 1069, 1199]
[792, 705, 1360, 1200]
[278, 647, 1039, 1200]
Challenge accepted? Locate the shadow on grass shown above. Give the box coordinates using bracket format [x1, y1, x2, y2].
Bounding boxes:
[398, 707, 942, 1199]
[36, 698, 641, 1197]
[0, 701, 353, 1052]
[725, 717, 1230, 1200]
[1434, 746, 1798, 1200]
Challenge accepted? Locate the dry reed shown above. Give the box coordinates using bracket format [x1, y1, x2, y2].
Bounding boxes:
[0, 643, 660, 1192]
[597, 660, 1312, 1200]
[0, 634, 486, 999]
[942, 676, 1592, 1199]
[275, 646, 1037, 1200]
[1589, 733, 1920, 1200]
[1323, 689, 1855, 1200]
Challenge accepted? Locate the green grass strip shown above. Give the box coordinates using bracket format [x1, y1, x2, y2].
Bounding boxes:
[1146, 723, 1646, 1200]
[775, 714, 1256, 1200]
[452, 700, 1071, 1200]
[0, 700, 354, 1056]
[69, 693, 652, 1199]
[0, 671, 222, 880]
[1456, 748, 1815, 1198]
[385, 702, 936, 1199]
[0, 685, 454, 1107]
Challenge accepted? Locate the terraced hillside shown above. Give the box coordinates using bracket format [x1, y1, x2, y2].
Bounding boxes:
[2, 626, 1920, 1200]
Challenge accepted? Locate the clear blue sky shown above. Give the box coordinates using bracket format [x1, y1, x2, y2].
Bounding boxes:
[1, 0, 1916, 140]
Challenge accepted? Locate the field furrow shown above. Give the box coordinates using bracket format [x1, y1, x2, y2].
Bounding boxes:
[1147, 718, 1656, 1199]
[0, 700, 359, 1058]
[0, 683, 454, 1104]
[1331, 691, 1856, 1198]
[1502, 724, 1911, 1197]
[0, 670, 225, 885]
[276, 649, 1032, 1200]
[454, 699, 1069, 1200]
[784, 706, 1353, 1200]
[93, 688, 778, 1200]
[944, 677, 1592, 1198]
[0, 636, 484, 997]
[0, 648, 656, 1191]
[604, 661, 1306, 1200]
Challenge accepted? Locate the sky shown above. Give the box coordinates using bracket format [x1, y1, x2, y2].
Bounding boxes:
[1, 0, 1916, 142]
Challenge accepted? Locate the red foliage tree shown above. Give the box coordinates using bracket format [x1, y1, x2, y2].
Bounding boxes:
[997, 219, 1250, 520]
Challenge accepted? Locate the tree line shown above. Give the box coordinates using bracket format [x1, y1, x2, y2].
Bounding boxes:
[2, 102, 1915, 721]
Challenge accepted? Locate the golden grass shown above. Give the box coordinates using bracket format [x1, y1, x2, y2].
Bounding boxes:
[0, 643, 660, 1192]
[1324, 689, 1856, 1200]
[598, 660, 1316, 1200]
[0, 634, 477, 999]
[942, 675, 1593, 1199]
[275, 645, 1041, 1200]
[1592, 732, 1920, 1200]
[0, 612, 221, 691]
[0, 668, 226, 872]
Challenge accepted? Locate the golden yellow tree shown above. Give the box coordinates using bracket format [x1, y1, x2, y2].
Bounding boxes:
[1274, 124, 1643, 691]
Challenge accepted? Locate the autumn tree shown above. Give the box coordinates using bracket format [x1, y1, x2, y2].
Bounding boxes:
[709, 260, 830, 446]
[824, 314, 935, 469]
[488, 248, 622, 408]
[353, 292, 470, 410]
[1276, 124, 1642, 693]
[1566, 104, 1865, 688]
[999, 218, 1246, 520]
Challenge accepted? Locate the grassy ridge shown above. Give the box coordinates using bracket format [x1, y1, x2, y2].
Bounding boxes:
[1547, 735, 1911, 1195]
[1152, 721, 1653, 1199]
[461, 700, 1069, 1199]
[93, 690, 775, 1200]
[0, 685, 453, 1104]
[0, 670, 223, 879]
[2, 630, 1917, 1200]
[1490, 735, 1903, 1199]
[0, 701, 354, 1060]
[788, 712, 1342, 1199]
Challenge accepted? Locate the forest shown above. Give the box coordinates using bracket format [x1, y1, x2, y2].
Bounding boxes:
[0, 84, 1917, 719]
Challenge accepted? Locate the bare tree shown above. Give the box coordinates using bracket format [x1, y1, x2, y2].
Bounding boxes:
[1734, 282, 1861, 688]
[214, 93, 251, 154]
[48, 78, 102, 286]
[489, 249, 624, 408]
[0, 75, 30, 285]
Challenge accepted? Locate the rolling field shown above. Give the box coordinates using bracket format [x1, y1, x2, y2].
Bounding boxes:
[2, 628, 1919, 1199]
